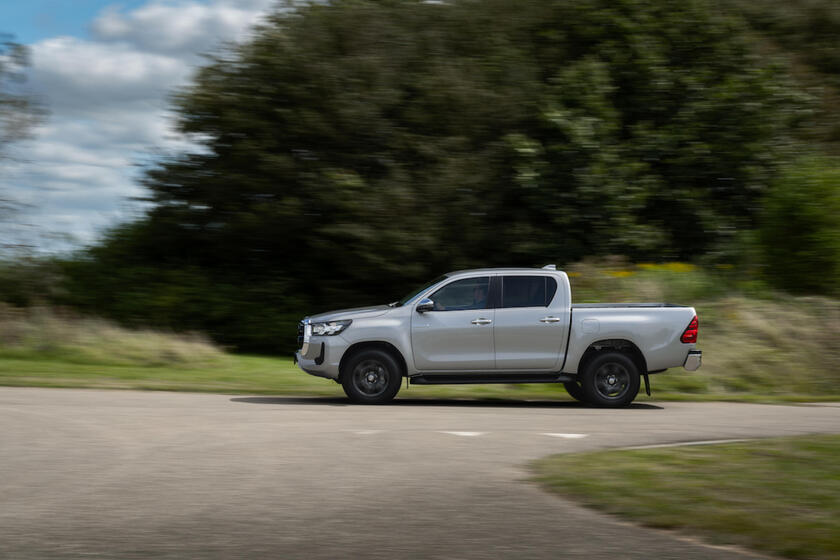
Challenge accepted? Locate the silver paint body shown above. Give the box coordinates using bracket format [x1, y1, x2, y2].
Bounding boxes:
[295, 268, 700, 380]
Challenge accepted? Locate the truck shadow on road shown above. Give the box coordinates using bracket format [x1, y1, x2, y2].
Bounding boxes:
[230, 396, 663, 409]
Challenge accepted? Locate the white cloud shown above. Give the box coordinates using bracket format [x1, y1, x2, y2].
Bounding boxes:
[4, 0, 276, 253]
[29, 37, 192, 112]
[91, 0, 276, 55]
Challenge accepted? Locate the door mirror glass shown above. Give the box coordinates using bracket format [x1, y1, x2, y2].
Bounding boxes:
[416, 298, 435, 313]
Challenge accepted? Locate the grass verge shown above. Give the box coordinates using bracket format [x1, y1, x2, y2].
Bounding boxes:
[4, 354, 840, 402]
[0, 354, 585, 399]
[532, 435, 840, 560]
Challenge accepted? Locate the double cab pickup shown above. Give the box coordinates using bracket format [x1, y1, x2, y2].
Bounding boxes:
[295, 266, 701, 407]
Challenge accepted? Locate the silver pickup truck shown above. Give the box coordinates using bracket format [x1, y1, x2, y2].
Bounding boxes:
[295, 266, 701, 407]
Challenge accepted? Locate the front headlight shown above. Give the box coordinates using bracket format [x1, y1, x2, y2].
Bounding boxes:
[310, 319, 352, 336]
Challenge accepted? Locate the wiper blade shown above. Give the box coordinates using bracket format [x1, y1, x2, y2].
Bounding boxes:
[387, 301, 398, 307]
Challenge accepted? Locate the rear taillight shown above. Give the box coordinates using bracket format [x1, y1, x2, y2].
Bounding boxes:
[681, 316, 698, 343]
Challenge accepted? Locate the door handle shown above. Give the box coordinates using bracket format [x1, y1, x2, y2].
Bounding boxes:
[471, 318, 492, 325]
[540, 316, 561, 323]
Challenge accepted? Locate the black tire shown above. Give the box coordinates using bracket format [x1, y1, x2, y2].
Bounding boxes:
[580, 352, 640, 408]
[341, 349, 402, 404]
[563, 381, 587, 403]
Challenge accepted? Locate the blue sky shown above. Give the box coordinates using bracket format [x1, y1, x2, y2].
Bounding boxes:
[2, 0, 148, 43]
[1, 0, 275, 252]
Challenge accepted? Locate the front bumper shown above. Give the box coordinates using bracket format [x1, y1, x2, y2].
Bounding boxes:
[294, 320, 345, 381]
[295, 345, 341, 380]
[296, 349, 339, 380]
[683, 350, 702, 371]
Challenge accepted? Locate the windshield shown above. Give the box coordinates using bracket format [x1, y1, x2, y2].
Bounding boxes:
[396, 275, 448, 307]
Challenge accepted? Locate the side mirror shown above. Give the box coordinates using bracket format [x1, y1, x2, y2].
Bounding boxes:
[416, 298, 435, 313]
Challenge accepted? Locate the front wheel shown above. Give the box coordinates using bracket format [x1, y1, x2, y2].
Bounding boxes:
[580, 352, 640, 408]
[341, 349, 402, 404]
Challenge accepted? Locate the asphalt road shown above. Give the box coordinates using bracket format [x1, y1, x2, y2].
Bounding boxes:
[2, 388, 839, 559]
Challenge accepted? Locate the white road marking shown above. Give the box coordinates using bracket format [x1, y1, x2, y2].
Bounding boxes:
[542, 433, 588, 439]
[347, 430, 383, 435]
[440, 431, 485, 437]
[621, 438, 753, 450]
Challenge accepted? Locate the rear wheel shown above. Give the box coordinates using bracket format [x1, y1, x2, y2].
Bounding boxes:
[581, 352, 640, 408]
[341, 349, 402, 404]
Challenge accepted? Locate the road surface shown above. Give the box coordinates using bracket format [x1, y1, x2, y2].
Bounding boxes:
[2, 387, 839, 559]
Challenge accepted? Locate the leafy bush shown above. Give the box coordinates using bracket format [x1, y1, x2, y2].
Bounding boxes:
[759, 156, 840, 295]
[0, 259, 64, 307]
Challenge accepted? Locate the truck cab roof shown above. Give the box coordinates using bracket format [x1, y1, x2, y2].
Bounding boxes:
[445, 266, 565, 277]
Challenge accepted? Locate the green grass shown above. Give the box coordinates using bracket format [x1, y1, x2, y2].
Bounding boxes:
[532, 435, 840, 560]
[0, 355, 334, 395]
[3, 353, 840, 402]
[0, 353, 582, 399]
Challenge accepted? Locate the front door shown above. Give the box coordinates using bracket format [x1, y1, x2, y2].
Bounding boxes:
[411, 276, 495, 370]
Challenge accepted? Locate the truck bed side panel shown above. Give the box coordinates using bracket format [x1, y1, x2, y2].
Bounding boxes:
[562, 306, 698, 373]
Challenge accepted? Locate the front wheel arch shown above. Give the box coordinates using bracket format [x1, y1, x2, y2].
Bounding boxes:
[339, 341, 407, 383]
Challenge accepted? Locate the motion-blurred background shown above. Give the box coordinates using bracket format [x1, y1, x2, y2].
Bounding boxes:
[1, 0, 839, 399]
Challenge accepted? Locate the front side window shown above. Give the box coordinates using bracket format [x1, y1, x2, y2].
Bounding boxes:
[502, 276, 557, 308]
[429, 277, 490, 311]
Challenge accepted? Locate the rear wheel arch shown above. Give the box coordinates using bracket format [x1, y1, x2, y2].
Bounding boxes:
[576, 339, 647, 377]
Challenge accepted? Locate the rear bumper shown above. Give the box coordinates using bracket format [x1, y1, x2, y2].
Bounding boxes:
[683, 350, 702, 371]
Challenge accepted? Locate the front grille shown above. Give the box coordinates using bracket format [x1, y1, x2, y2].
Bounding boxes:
[297, 321, 304, 349]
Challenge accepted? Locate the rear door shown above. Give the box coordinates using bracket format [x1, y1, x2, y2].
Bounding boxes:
[493, 275, 569, 370]
[411, 276, 495, 370]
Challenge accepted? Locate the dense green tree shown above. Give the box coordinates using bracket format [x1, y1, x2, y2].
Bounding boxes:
[727, 0, 840, 152]
[63, 0, 806, 351]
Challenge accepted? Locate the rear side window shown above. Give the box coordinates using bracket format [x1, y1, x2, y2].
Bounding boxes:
[502, 276, 557, 308]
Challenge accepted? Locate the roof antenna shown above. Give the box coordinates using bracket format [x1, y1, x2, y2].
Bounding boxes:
[542, 264, 557, 270]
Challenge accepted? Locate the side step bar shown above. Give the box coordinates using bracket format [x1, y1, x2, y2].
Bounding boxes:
[410, 373, 574, 385]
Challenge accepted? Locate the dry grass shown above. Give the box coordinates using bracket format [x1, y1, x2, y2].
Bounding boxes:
[0, 305, 227, 367]
[652, 296, 840, 397]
